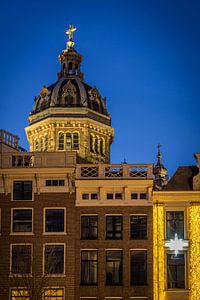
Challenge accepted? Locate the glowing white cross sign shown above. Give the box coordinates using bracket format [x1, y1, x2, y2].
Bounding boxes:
[165, 233, 189, 256]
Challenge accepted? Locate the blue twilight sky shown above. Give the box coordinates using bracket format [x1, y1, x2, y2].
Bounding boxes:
[0, 0, 200, 176]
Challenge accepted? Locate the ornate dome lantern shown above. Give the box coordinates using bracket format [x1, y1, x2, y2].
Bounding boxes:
[25, 24, 114, 163]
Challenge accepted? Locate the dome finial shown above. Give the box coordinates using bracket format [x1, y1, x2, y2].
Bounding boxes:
[66, 23, 77, 49]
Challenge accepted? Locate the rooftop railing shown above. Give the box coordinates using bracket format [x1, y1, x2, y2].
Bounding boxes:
[76, 164, 153, 179]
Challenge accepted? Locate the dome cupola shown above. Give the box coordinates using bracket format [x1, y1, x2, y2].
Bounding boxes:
[25, 24, 114, 164]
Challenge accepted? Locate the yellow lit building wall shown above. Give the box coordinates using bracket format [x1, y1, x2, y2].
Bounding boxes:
[188, 205, 200, 300]
[153, 204, 165, 300]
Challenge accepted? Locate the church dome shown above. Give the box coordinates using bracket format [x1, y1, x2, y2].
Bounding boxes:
[31, 25, 108, 117]
[31, 77, 108, 116]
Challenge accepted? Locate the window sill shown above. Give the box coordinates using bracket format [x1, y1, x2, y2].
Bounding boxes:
[105, 283, 123, 286]
[80, 283, 98, 286]
[43, 232, 67, 235]
[80, 238, 98, 240]
[10, 232, 34, 236]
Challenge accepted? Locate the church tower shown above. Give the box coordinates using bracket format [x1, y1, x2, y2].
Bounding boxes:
[25, 24, 114, 163]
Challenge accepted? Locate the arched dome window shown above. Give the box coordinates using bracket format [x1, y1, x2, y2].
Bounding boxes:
[58, 132, 64, 150]
[68, 62, 73, 74]
[35, 139, 39, 152]
[40, 137, 44, 151]
[100, 137, 105, 156]
[66, 133, 72, 150]
[90, 134, 94, 152]
[95, 136, 100, 154]
[73, 133, 79, 150]
[44, 134, 48, 151]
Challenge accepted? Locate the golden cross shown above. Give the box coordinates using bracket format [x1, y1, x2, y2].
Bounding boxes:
[66, 24, 77, 42]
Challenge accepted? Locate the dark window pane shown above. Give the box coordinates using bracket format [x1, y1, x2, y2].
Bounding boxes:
[45, 209, 64, 232]
[12, 245, 31, 274]
[167, 254, 185, 288]
[82, 193, 89, 200]
[166, 211, 184, 239]
[81, 250, 98, 285]
[13, 181, 32, 200]
[131, 250, 147, 285]
[107, 193, 113, 200]
[131, 193, 138, 200]
[115, 193, 122, 199]
[81, 216, 98, 239]
[45, 245, 64, 274]
[91, 193, 98, 200]
[140, 193, 147, 199]
[45, 180, 65, 186]
[130, 216, 147, 239]
[13, 209, 32, 232]
[106, 250, 122, 285]
[106, 216, 122, 239]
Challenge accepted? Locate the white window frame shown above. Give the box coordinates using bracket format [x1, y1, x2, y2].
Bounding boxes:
[12, 180, 34, 201]
[82, 193, 99, 200]
[106, 192, 124, 200]
[11, 208, 34, 235]
[165, 250, 188, 290]
[10, 243, 33, 276]
[43, 208, 66, 235]
[165, 208, 186, 240]
[43, 243, 66, 276]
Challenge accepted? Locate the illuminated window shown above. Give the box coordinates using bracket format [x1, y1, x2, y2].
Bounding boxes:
[13, 181, 32, 201]
[10, 289, 31, 300]
[81, 216, 98, 239]
[167, 253, 185, 288]
[130, 250, 147, 285]
[12, 209, 32, 232]
[130, 215, 147, 239]
[40, 137, 44, 151]
[81, 250, 98, 285]
[95, 136, 99, 153]
[45, 209, 65, 232]
[11, 244, 32, 274]
[73, 133, 79, 150]
[44, 288, 64, 300]
[100, 137, 105, 156]
[35, 139, 39, 151]
[44, 244, 64, 274]
[106, 250, 122, 285]
[58, 133, 64, 150]
[90, 134, 94, 152]
[166, 211, 184, 239]
[44, 134, 48, 151]
[106, 216, 123, 239]
[66, 133, 72, 150]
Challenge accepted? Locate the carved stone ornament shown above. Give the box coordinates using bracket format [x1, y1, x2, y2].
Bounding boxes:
[62, 81, 76, 98]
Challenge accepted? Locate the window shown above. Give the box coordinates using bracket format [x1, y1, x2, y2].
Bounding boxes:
[58, 133, 64, 150]
[45, 209, 65, 233]
[81, 216, 98, 239]
[11, 245, 32, 274]
[10, 289, 31, 300]
[44, 288, 64, 300]
[100, 138, 105, 156]
[82, 193, 98, 200]
[166, 211, 184, 239]
[73, 133, 79, 150]
[106, 216, 122, 239]
[46, 180, 65, 186]
[44, 134, 48, 151]
[90, 134, 94, 152]
[13, 181, 32, 201]
[131, 193, 138, 200]
[106, 250, 122, 285]
[81, 250, 98, 285]
[140, 193, 147, 199]
[35, 139, 39, 151]
[167, 253, 185, 288]
[130, 250, 147, 285]
[106, 193, 123, 200]
[66, 133, 72, 150]
[40, 137, 44, 151]
[12, 209, 32, 233]
[95, 136, 99, 154]
[44, 244, 65, 274]
[130, 215, 147, 239]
